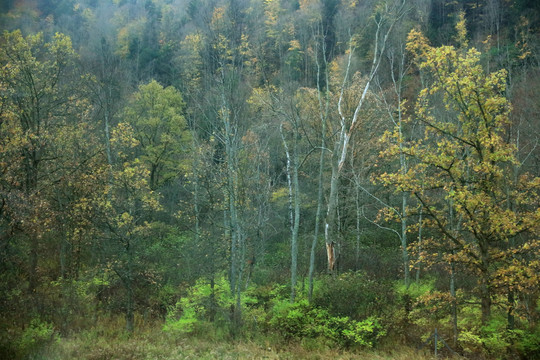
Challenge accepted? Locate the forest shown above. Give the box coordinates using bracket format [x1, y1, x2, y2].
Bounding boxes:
[0, 0, 539, 359]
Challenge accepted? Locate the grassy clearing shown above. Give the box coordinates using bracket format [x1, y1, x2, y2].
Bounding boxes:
[45, 323, 451, 360]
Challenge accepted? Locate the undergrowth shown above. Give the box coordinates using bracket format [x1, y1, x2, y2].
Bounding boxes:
[48, 320, 443, 360]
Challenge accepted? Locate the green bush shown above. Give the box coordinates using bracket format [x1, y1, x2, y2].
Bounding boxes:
[395, 279, 436, 301]
[458, 315, 515, 359]
[458, 312, 540, 360]
[342, 316, 387, 348]
[163, 297, 200, 335]
[163, 275, 258, 338]
[164, 276, 231, 335]
[268, 300, 310, 339]
[267, 299, 386, 348]
[312, 272, 393, 320]
[514, 325, 540, 360]
[400, 279, 451, 341]
[17, 318, 58, 359]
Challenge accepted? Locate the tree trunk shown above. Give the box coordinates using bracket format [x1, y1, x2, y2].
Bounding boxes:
[480, 280, 491, 325]
[355, 187, 362, 270]
[309, 29, 329, 301]
[221, 83, 244, 328]
[126, 285, 134, 333]
[291, 132, 300, 302]
[281, 123, 300, 303]
[26, 150, 40, 299]
[324, 154, 340, 273]
[125, 239, 134, 333]
[309, 134, 325, 298]
[395, 45, 410, 286]
[401, 191, 409, 286]
[507, 290, 515, 330]
[450, 254, 458, 347]
[223, 101, 238, 295]
[416, 206, 423, 283]
[29, 239, 38, 296]
[479, 262, 492, 325]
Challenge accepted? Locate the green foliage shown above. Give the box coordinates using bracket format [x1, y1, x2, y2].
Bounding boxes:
[163, 297, 199, 335]
[514, 325, 540, 360]
[313, 272, 393, 320]
[17, 318, 58, 359]
[244, 282, 288, 309]
[48, 275, 110, 331]
[123, 79, 191, 190]
[382, 21, 540, 329]
[458, 313, 508, 357]
[164, 276, 256, 337]
[404, 293, 540, 359]
[342, 317, 387, 348]
[457, 308, 540, 359]
[395, 279, 435, 301]
[267, 299, 386, 348]
[394, 279, 458, 343]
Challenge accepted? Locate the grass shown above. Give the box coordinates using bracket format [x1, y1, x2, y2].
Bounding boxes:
[44, 321, 454, 360]
[50, 336, 443, 360]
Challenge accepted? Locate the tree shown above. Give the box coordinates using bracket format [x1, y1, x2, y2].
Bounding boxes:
[95, 121, 162, 332]
[250, 86, 302, 302]
[324, 0, 407, 273]
[123, 79, 191, 191]
[368, 30, 415, 286]
[380, 24, 540, 325]
[295, 2, 331, 301]
[0, 30, 79, 193]
[0, 30, 92, 304]
[201, 2, 257, 329]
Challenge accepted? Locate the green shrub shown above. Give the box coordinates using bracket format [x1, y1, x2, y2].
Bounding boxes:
[395, 279, 436, 302]
[313, 272, 393, 320]
[242, 282, 288, 313]
[458, 313, 540, 360]
[17, 318, 58, 359]
[164, 276, 230, 335]
[163, 275, 258, 338]
[514, 326, 540, 360]
[267, 299, 386, 348]
[458, 315, 512, 359]
[342, 316, 386, 347]
[387, 278, 437, 341]
[163, 297, 200, 335]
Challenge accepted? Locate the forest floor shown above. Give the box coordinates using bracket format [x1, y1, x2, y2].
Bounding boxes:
[50, 337, 443, 360]
[44, 324, 451, 360]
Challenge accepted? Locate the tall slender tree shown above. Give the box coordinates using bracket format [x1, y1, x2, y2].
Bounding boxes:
[324, 0, 407, 272]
